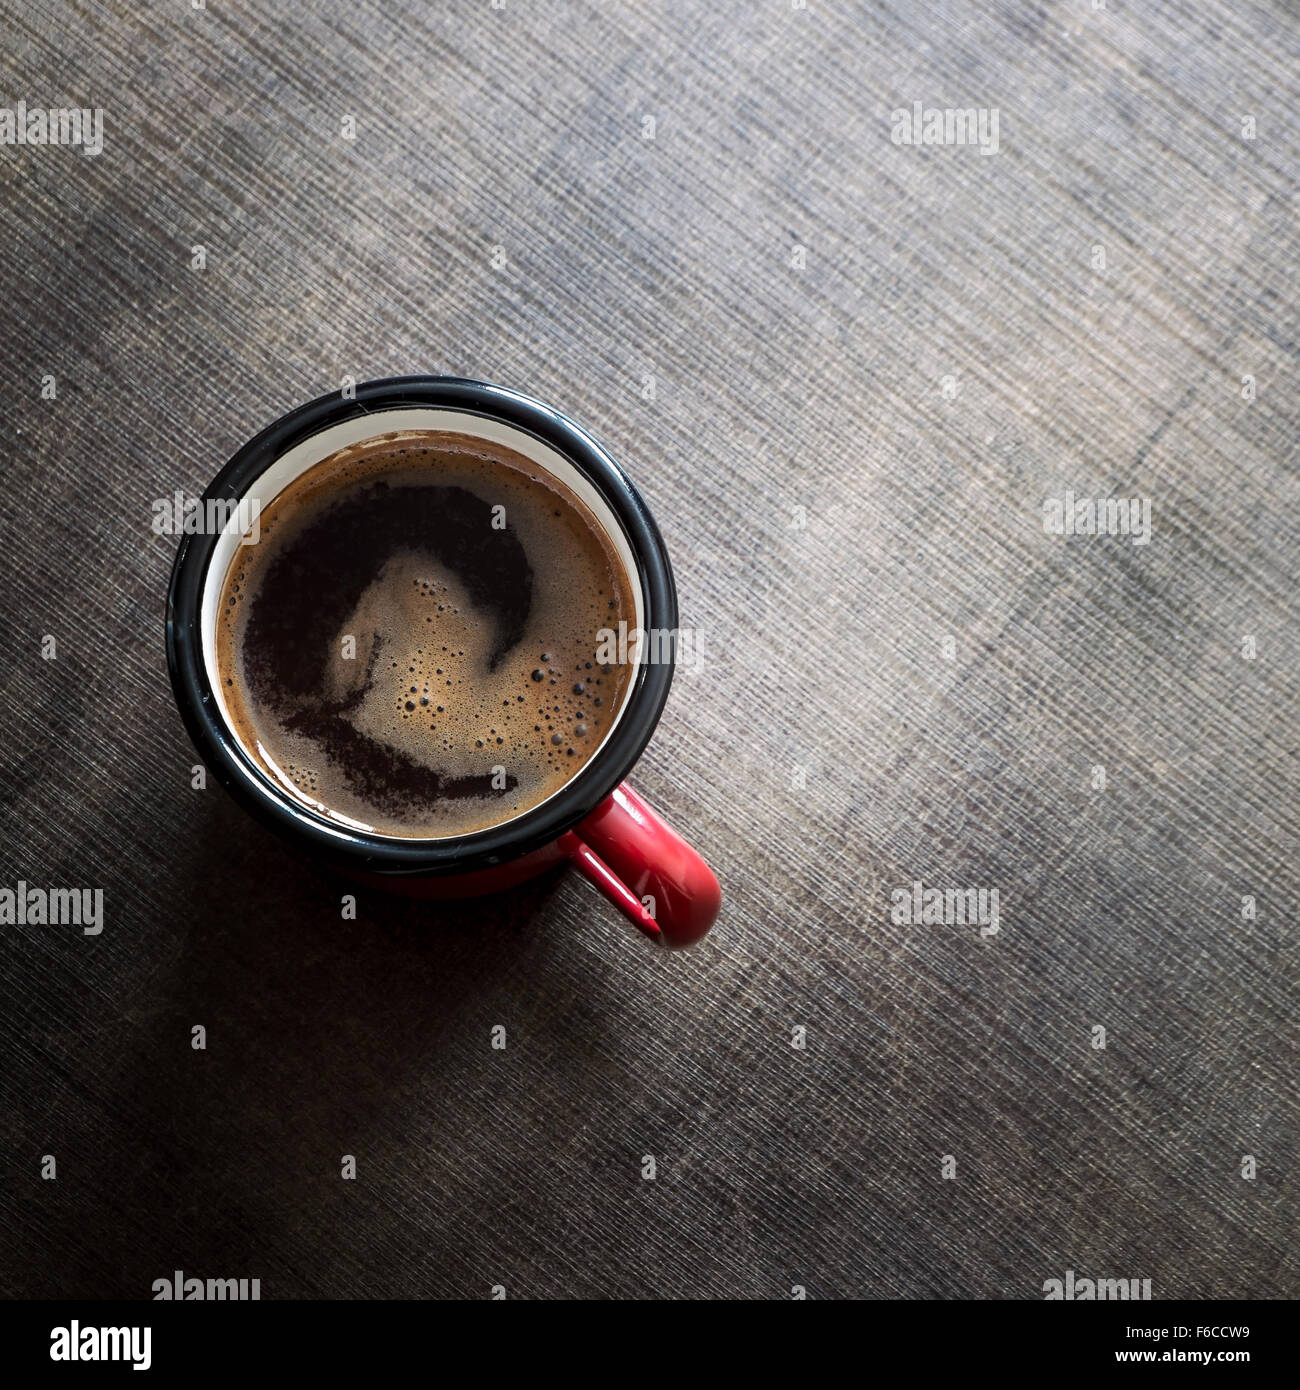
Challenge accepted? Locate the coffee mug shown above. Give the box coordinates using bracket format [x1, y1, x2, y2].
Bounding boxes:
[165, 376, 720, 947]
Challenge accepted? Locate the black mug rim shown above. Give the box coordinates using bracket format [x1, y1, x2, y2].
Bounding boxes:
[164, 376, 678, 877]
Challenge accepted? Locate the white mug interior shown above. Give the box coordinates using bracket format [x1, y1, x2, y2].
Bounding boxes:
[199, 407, 647, 840]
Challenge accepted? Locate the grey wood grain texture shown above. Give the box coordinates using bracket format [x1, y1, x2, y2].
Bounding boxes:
[0, 0, 1296, 1299]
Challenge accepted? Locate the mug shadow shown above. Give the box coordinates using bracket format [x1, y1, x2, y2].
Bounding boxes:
[108, 788, 637, 1292]
[176, 782, 608, 1043]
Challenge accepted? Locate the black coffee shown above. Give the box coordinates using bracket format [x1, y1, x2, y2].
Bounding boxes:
[215, 430, 637, 838]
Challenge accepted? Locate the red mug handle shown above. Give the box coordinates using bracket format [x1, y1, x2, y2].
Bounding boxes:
[558, 784, 721, 948]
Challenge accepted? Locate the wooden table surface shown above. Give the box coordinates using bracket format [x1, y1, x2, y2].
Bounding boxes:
[1, 0, 1296, 1298]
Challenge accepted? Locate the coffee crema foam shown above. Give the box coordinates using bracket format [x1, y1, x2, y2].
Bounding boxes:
[214, 430, 638, 838]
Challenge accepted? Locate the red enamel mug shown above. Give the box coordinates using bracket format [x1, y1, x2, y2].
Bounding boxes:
[165, 376, 720, 948]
